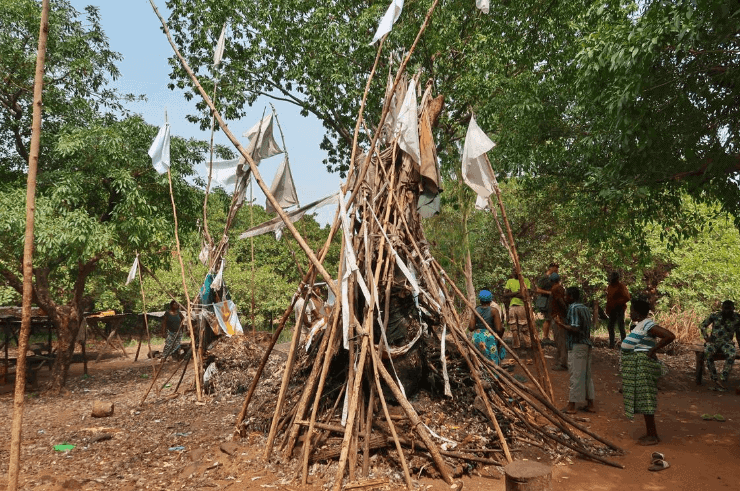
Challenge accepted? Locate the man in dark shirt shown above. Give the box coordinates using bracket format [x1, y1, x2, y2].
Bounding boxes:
[554, 287, 595, 414]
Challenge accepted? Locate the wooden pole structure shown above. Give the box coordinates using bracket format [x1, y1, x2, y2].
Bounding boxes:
[7, 2, 49, 489]
[165, 164, 203, 401]
[148, 0, 338, 298]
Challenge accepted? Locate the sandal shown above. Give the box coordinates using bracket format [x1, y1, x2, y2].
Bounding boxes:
[648, 459, 670, 472]
[578, 406, 597, 413]
[701, 413, 714, 420]
[559, 406, 578, 415]
[714, 414, 725, 422]
[651, 452, 664, 460]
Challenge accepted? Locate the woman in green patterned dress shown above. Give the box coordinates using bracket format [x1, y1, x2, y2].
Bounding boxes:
[621, 299, 675, 446]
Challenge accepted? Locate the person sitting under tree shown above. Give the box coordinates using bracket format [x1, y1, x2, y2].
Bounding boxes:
[468, 289, 506, 365]
[621, 299, 675, 446]
[554, 287, 595, 414]
[699, 300, 740, 390]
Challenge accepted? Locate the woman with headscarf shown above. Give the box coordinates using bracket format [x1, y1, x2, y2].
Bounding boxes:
[468, 290, 506, 365]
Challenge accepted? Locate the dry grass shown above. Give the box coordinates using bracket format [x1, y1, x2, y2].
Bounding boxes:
[654, 306, 704, 349]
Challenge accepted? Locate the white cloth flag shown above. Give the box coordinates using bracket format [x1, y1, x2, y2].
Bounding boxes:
[395, 81, 420, 164]
[125, 256, 139, 286]
[209, 158, 242, 191]
[213, 24, 226, 66]
[148, 123, 171, 174]
[211, 260, 225, 291]
[476, 0, 490, 14]
[461, 115, 497, 198]
[370, 0, 404, 44]
[265, 157, 299, 213]
[475, 194, 489, 210]
[243, 114, 283, 163]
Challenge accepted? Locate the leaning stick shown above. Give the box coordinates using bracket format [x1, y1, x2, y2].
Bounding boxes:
[7, 2, 49, 489]
[264, 283, 316, 459]
[299, 306, 343, 483]
[135, 254, 155, 375]
[332, 335, 369, 491]
[483, 153, 554, 402]
[165, 165, 203, 401]
[375, 351, 453, 486]
[148, 0, 337, 298]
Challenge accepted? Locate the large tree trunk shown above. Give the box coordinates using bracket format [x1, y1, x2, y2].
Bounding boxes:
[48, 305, 83, 391]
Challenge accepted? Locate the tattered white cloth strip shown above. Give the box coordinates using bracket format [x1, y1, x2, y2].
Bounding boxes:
[211, 259, 225, 291]
[239, 192, 338, 239]
[441, 324, 452, 397]
[148, 123, 171, 175]
[476, 0, 490, 14]
[209, 158, 242, 191]
[265, 157, 299, 214]
[213, 23, 226, 66]
[198, 243, 210, 266]
[370, 0, 404, 44]
[475, 194, 489, 211]
[337, 192, 373, 349]
[243, 114, 283, 163]
[125, 256, 139, 286]
[461, 115, 497, 198]
[395, 81, 420, 164]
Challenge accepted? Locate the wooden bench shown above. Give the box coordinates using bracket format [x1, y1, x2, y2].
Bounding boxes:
[691, 343, 740, 385]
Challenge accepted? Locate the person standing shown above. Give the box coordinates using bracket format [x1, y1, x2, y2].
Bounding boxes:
[606, 272, 631, 349]
[699, 300, 740, 389]
[503, 268, 531, 350]
[620, 299, 675, 445]
[468, 290, 506, 365]
[535, 262, 559, 342]
[549, 273, 568, 371]
[161, 300, 183, 360]
[554, 287, 595, 414]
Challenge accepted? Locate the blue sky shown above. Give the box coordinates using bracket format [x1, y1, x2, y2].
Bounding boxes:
[68, 0, 341, 225]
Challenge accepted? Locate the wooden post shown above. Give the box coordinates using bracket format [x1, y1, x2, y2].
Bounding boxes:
[504, 461, 552, 491]
[7, 2, 49, 489]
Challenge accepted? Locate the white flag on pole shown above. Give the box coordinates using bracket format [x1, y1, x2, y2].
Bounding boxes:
[476, 0, 490, 14]
[125, 256, 139, 286]
[461, 115, 496, 198]
[395, 80, 420, 164]
[265, 157, 299, 213]
[370, 0, 404, 45]
[243, 114, 283, 163]
[213, 24, 227, 66]
[148, 123, 171, 174]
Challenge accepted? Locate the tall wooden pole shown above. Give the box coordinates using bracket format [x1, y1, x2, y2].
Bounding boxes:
[167, 166, 203, 401]
[7, 2, 49, 489]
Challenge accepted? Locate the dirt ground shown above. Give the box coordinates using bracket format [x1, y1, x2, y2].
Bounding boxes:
[1, 336, 740, 491]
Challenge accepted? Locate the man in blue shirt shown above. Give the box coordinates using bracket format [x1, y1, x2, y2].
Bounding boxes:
[554, 287, 595, 414]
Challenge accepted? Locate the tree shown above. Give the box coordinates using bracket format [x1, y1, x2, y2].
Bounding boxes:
[0, 113, 205, 389]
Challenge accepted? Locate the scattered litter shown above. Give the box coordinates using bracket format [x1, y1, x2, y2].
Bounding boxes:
[168, 446, 186, 451]
[53, 444, 75, 452]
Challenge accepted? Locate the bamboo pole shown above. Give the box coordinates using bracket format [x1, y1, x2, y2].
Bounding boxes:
[135, 254, 155, 375]
[483, 154, 554, 403]
[166, 165, 203, 401]
[7, 2, 49, 489]
[264, 283, 316, 459]
[148, 0, 338, 298]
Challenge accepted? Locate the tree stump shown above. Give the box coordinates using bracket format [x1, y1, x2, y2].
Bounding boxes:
[91, 400, 114, 418]
[504, 461, 552, 491]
